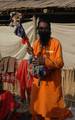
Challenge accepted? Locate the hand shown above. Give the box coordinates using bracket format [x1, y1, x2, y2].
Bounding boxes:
[32, 56, 45, 66]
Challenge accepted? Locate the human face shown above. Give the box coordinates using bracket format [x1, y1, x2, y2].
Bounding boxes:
[38, 21, 50, 33]
[38, 21, 50, 46]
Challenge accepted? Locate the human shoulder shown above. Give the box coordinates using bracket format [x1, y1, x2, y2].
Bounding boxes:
[32, 39, 40, 46]
[33, 39, 40, 44]
[51, 37, 61, 43]
[51, 37, 61, 46]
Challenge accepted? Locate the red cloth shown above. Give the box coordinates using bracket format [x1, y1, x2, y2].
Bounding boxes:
[16, 60, 33, 100]
[21, 37, 29, 45]
[0, 90, 16, 120]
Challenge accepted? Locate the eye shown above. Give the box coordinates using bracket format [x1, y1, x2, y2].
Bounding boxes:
[38, 27, 49, 32]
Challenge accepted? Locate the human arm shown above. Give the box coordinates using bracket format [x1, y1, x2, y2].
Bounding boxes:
[44, 40, 64, 69]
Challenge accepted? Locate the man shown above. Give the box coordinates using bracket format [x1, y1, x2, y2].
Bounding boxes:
[27, 16, 73, 120]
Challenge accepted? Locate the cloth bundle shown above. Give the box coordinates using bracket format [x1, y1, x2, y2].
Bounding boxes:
[0, 56, 17, 84]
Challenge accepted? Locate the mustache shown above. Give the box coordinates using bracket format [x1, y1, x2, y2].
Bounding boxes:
[39, 32, 50, 46]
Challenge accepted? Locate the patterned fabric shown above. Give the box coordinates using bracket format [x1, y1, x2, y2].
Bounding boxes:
[0, 56, 17, 84]
[2, 73, 16, 84]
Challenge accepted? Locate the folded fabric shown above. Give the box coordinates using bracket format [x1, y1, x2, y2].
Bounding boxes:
[16, 60, 33, 100]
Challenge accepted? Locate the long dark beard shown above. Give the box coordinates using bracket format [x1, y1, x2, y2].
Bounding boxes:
[39, 31, 50, 46]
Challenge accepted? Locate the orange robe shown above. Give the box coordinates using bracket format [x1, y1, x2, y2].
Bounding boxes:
[30, 37, 72, 120]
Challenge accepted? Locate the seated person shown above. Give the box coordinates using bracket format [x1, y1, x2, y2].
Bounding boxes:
[0, 81, 16, 120]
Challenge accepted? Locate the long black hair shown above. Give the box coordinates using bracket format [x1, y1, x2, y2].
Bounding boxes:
[37, 15, 51, 32]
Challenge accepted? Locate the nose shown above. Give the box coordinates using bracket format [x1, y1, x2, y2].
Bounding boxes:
[39, 27, 49, 32]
